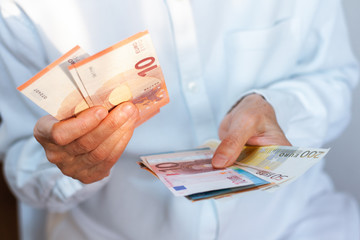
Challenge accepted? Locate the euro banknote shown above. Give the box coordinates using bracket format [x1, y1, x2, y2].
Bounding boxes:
[18, 31, 169, 126]
[69, 31, 169, 126]
[139, 145, 329, 201]
[17, 46, 90, 120]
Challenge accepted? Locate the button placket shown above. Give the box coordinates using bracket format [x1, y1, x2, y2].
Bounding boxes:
[165, 0, 217, 144]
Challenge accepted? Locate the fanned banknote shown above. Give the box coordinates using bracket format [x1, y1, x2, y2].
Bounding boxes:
[17, 46, 90, 120]
[139, 145, 329, 201]
[18, 31, 169, 126]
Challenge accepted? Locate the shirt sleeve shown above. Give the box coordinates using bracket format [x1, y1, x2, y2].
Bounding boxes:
[244, 1, 358, 147]
[0, 1, 109, 212]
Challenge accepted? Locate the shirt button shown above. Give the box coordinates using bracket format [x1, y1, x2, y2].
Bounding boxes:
[187, 81, 198, 92]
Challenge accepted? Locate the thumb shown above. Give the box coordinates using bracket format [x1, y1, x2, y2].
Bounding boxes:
[212, 123, 253, 168]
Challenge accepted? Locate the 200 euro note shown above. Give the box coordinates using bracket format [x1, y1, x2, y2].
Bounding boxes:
[69, 31, 169, 126]
[139, 146, 329, 201]
[17, 46, 90, 120]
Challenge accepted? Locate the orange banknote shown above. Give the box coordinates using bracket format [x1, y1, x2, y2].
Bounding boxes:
[69, 31, 169, 126]
[18, 31, 169, 126]
[17, 46, 90, 120]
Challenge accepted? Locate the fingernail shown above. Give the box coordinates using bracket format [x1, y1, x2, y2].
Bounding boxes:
[95, 108, 108, 121]
[212, 154, 229, 168]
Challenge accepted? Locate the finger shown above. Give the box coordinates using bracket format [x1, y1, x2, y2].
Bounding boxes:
[64, 102, 138, 155]
[74, 116, 137, 183]
[73, 164, 111, 184]
[44, 148, 73, 165]
[82, 109, 137, 165]
[82, 130, 134, 184]
[50, 104, 137, 183]
[50, 106, 109, 146]
[91, 127, 134, 182]
[218, 113, 232, 140]
[212, 115, 257, 168]
[100, 126, 135, 167]
[34, 115, 59, 145]
[34, 116, 77, 166]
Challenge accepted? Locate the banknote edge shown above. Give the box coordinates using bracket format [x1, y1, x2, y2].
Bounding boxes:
[17, 45, 81, 91]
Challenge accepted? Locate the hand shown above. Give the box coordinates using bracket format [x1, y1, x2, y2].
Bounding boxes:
[212, 94, 291, 168]
[34, 102, 139, 184]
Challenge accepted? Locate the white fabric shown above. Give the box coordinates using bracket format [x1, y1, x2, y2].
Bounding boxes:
[18, 202, 46, 240]
[0, 0, 359, 239]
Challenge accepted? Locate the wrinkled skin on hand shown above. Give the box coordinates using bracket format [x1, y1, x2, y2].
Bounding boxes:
[34, 102, 139, 184]
[212, 94, 291, 168]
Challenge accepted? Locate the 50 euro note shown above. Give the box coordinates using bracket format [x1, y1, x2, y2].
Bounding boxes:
[233, 146, 330, 191]
[17, 46, 90, 120]
[69, 31, 169, 126]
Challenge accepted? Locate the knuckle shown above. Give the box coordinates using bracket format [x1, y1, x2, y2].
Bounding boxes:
[131, 108, 140, 121]
[46, 151, 62, 164]
[51, 125, 67, 146]
[106, 116, 121, 130]
[241, 111, 259, 130]
[83, 147, 108, 165]
[104, 155, 120, 168]
[59, 166, 75, 177]
[243, 110, 258, 122]
[128, 117, 138, 129]
[104, 170, 110, 178]
[75, 138, 96, 153]
[222, 135, 242, 149]
[81, 155, 97, 166]
[78, 120, 90, 133]
[76, 170, 104, 184]
[77, 176, 94, 184]
[89, 146, 108, 162]
[33, 127, 42, 143]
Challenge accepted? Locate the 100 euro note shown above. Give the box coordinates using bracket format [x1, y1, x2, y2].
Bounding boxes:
[139, 146, 329, 201]
[69, 31, 169, 126]
[17, 46, 90, 120]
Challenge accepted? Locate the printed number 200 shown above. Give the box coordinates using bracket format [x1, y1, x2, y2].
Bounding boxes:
[300, 151, 324, 159]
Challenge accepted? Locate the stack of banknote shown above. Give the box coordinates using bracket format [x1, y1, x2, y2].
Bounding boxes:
[139, 145, 329, 201]
[18, 31, 169, 126]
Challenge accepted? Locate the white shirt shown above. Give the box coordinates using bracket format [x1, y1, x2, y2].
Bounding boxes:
[0, 0, 359, 239]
